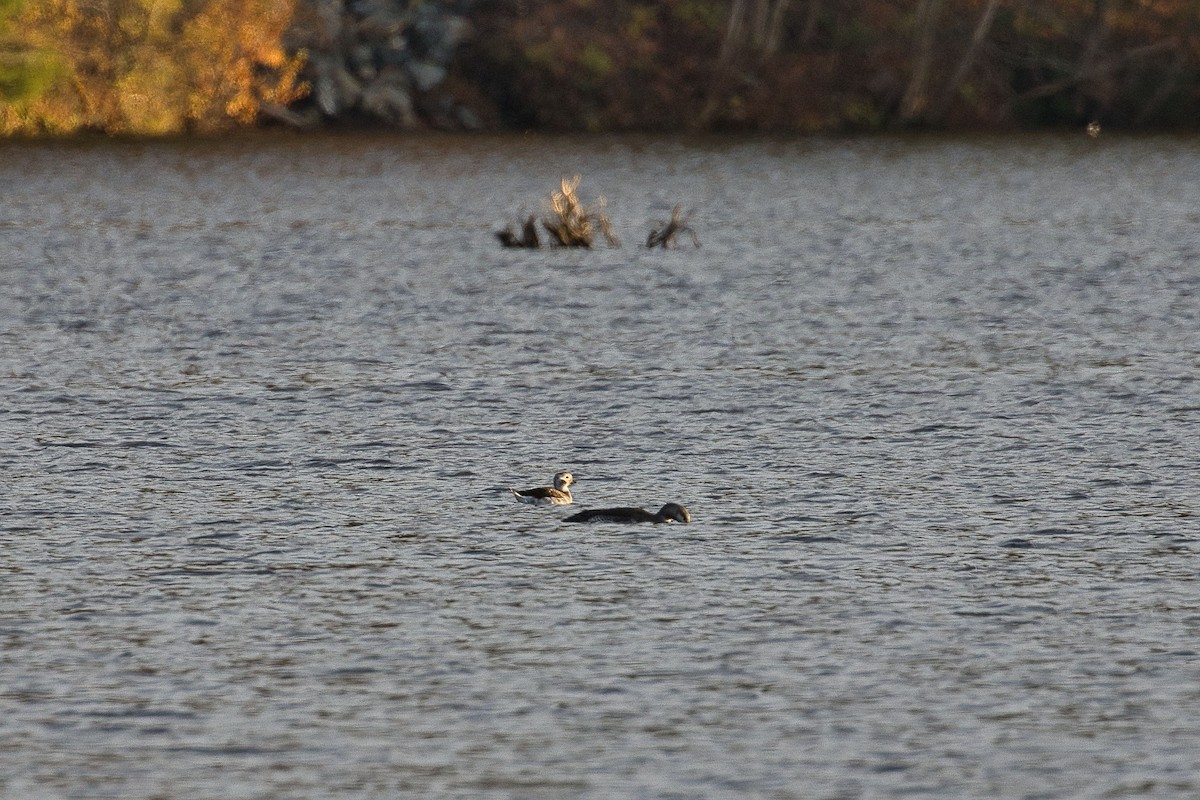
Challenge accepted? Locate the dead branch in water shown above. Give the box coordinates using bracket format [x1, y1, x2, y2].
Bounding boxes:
[496, 214, 541, 248]
[646, 205, 700, 249]
[542, 175, 620, 248]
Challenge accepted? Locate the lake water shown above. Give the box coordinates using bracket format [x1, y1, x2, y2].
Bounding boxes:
[2, 133, 1199, 799]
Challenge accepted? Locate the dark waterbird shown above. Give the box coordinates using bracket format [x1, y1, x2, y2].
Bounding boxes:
[564, 503, 691, 524]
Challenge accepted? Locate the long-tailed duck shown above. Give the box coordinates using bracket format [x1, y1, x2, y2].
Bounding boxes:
[564, 503, 691, 524]
[510, 471, 575, 505]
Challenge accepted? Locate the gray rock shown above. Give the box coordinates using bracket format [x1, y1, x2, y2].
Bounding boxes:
[350, 43, 377, 79]
[441, 16, 469, 50]
[334, 65, 364, 108]
[410, 6, 459, 61]
[455, 105, 482, 130]
[407, 60, 446, 92]
[360, 78, 416, 127]
[312, 55, 343, 115]
[310, 0, 346, 44]
[315, 73, 338, 116]
[349, 0, 390, 13]
[296, 0, 478, 127]
[355, 10, 404, 41]
[378, 34, 409, 65]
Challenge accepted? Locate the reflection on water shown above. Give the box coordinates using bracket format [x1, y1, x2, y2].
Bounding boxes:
[2, 134, 1199, 798]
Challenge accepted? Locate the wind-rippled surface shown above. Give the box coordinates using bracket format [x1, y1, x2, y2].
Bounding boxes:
[2, 134, 1199, 799]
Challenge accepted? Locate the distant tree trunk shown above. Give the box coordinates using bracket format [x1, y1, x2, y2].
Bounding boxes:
[897, 0, 944, 124]
[717, 0, 751, 69]
[800, 0, 821, 45]
[695, 0, 747, 128]
[756, 0, 792, 56]
[696, 0, 794, 128]
[1135, 45, 1186, 124]
[1078, 0, 1113, 77]
[710, 0, 794, 62]
[931, 0, 1000, 122]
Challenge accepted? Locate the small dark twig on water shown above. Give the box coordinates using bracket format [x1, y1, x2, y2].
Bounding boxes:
[496, 214, 541, 248]
[646, 205, 700, 249]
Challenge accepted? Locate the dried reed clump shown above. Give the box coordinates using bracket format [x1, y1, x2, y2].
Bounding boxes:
[496, 176, 701, 251]
[542, 175, 620, 248]
[646, 205, 700, 249]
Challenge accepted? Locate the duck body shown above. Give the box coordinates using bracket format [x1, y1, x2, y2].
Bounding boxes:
[564, 503, 691, 524]
[510, 471, 575, 506]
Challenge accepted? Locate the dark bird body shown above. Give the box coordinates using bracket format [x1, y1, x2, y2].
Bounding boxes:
[564, 503, 691, 524]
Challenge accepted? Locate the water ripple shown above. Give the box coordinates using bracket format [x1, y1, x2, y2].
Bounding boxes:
[2, 135, 1199, 799]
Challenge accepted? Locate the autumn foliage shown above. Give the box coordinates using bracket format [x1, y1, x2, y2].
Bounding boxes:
[0, 0, 307, 135]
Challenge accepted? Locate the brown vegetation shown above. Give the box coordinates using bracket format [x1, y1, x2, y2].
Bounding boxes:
[496, 176, 621, 249]
[541, 176, 620, 248]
